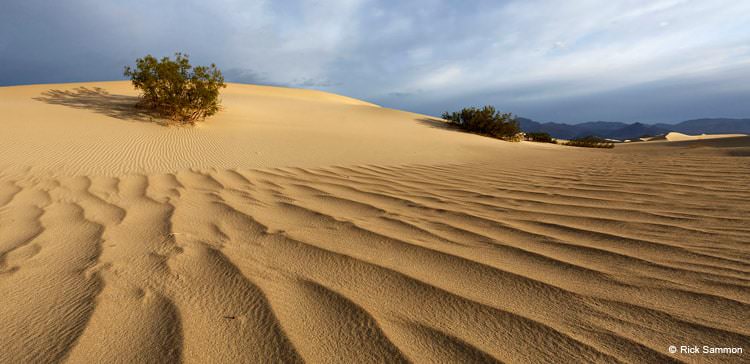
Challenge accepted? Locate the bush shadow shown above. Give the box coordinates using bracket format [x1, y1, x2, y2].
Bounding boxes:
[416, 118, 457, 130]
[33, 87, 166, 125]
[415, 118, 516, 140]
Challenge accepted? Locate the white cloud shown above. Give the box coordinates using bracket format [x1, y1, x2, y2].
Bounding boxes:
[2, 0, 749, 121]
[371, 0, 750, 104]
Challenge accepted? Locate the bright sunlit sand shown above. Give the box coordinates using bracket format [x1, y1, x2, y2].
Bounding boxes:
[0, 81, 529, 175]
[664, 131, 747, 142]
[1, 81, 749, 363]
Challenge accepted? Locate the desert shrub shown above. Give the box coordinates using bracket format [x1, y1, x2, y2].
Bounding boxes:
[124, 53, 226, 123]
[441, 106, 520, 140]
[525, 132, 556, 143]
[563, 136, 615, 148]
[506, 132, 525, 142]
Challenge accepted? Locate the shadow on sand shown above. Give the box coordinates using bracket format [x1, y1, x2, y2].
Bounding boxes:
[415, 117, 455, 130]
[415, 117, 491, 137]
[33, 87, 165, 124]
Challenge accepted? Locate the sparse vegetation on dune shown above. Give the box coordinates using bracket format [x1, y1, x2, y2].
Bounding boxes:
[524, 132, 556, 143]
[563, 136, 615, 148]
[124, 53, 226, 124]
[442, 106, 521, 141]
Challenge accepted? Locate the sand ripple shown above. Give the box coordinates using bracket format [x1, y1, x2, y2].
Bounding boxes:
[1, 149, 748, 363]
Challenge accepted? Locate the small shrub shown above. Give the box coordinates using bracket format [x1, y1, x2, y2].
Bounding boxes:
[441, 106, 520, 140]
[506, 132, 525, 142]
[124, 53, 226, 123]
[525, 132, 556, 143]
[563, 136, 615, 149]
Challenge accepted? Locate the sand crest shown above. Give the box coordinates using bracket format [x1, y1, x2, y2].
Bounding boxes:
[664, 131, 747, 142]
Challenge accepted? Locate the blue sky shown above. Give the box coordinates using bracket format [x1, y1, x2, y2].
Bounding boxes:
[1, 0, 749, 123]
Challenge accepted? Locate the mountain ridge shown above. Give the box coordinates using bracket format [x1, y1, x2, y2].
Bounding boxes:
[518, 117, 750, 140]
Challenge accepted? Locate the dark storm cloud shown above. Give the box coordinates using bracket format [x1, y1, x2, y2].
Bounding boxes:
[1, 0, 749, 123]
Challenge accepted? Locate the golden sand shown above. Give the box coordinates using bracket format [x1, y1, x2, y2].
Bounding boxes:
[1, 82, 748, 363]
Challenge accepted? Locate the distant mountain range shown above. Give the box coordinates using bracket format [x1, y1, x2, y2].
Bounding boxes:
[517, 118, 750, 140]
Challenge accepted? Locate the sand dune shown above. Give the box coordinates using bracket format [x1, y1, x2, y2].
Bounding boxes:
[0, 81, 533, 176]
[1, 82, 749, 363]
[664, 131, 747, 142]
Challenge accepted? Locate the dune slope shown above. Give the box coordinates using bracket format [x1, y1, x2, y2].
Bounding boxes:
[664, 131, 747, 142]
[0, 81, 525, 176]
[1, 82, 748, 363]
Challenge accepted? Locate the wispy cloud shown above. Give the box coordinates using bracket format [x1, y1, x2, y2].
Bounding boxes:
[1, 0, 749, 122]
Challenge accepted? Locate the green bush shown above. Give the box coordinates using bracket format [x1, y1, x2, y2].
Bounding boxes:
[124, 53, 226, 123]
[525, 132, 556, 143]
[441, 106, 520, 140]
[563, 136, 615, 148]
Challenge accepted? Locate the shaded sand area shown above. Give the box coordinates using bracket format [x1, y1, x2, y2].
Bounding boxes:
[1, 82, 749, 363]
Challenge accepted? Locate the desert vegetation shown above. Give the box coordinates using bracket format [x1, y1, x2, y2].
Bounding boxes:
[124, 53, 226, 124]
[442, 106, 521, 140]
[563, 136, 615, 148]
[524, 132, 556, 143]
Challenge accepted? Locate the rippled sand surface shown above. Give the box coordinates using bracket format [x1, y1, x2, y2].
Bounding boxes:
[1, 82, 748, 363]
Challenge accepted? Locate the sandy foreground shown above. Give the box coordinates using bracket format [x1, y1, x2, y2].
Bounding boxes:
[1, 82, 749, 363]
